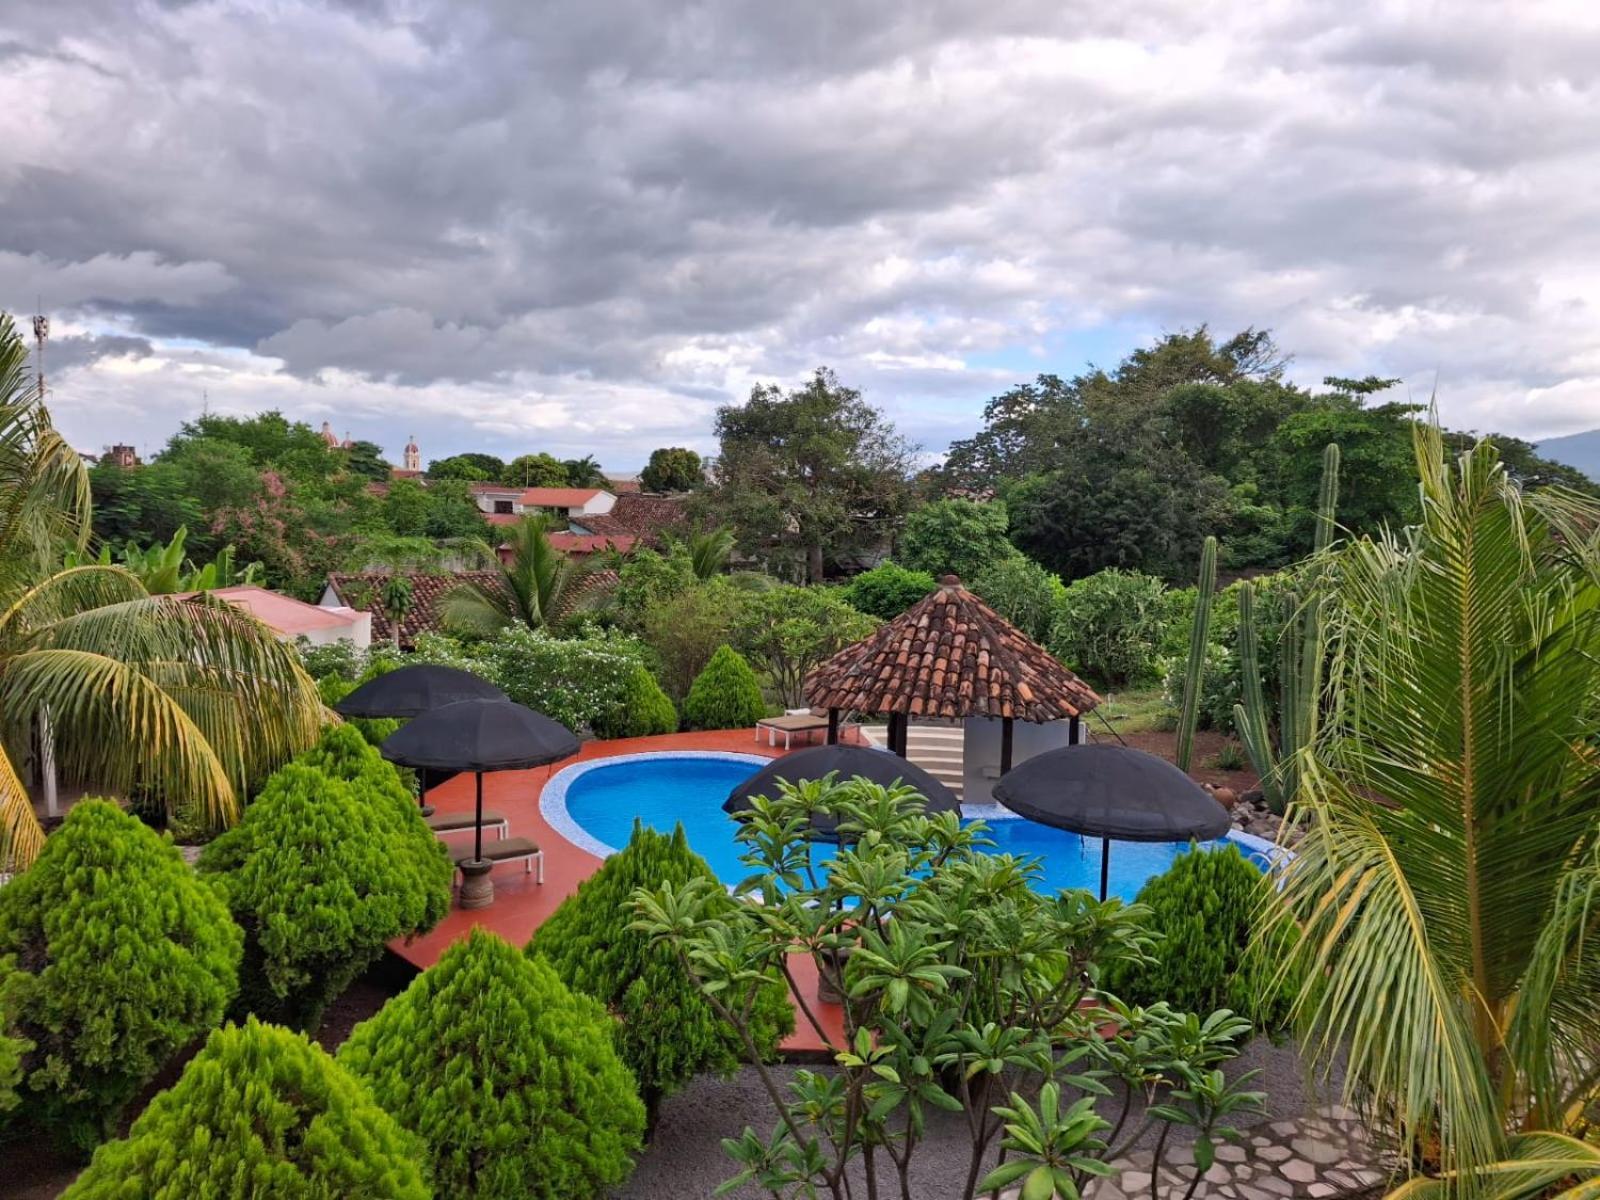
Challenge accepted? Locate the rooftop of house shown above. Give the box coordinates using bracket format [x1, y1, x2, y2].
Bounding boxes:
[575, 493, 688, 540]
[190, 585, 368, 638]
[469, 483, 608, 507]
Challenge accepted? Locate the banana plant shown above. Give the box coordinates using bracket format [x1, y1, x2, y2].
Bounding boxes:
[1174, 535, 1217, 772]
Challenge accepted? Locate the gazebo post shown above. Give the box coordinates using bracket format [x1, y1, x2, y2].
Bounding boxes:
[1069, 715, 1082, 745]
[1099, 838, 1110, 901]
[826, 708, 840, 745]
[1000, 717, 1014, 774]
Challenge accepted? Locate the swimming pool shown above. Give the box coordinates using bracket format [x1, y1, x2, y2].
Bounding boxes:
[541, 751, 1278, 902]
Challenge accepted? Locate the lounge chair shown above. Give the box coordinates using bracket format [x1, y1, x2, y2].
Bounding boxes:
[425, 809, 509, 840]
[452, 837, 543, 884]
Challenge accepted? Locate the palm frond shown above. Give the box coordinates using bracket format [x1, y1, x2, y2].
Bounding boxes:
[0, 647, 240, 832]
[0, 743, 44, 872]
[1386, 1134, 1600, 1200]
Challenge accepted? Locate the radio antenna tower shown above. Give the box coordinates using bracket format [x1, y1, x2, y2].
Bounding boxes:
[31, 305, 48, 403]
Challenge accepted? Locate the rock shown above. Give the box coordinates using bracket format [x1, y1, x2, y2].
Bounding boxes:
[1308, 1186, 1338, 1198]
[1213, 787, 1238, 808]
[1205, 1164, 1232, 1184]
[1251, 1175, 1295, 1197]
[1258, 1145, 1291, 1163]
[1281, 1159, 1318, 1184]
[1216, 1144, 1247, 1163]
[1121, 1171, 1153, 1191]
[1293, 1139, 1347, 1166]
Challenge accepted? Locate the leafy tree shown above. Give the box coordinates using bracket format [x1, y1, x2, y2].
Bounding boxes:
[0, 801, 241, 1148]
[842, 560, 937, 619]
[1048, 569, 1172, 687]
[639, 578, 746, 699]
[1265, 399, 1423, 547]
[634, 778, 1264, 1200]
[419, 477, 493, 539]
[153, 436, 264, 518]
[683, 644, 766, 729]
[590, 664, 678, 738]
[732, 584, 879, 707]
[0, 315, 325, 866]
[562, 454, 609, 489]
[1103, 845, 1295, 1033]
[501, 451, 568, 487]
[88, 461, 205, 550]
[899, 498, 1018, 581]
[612, 545, 697, 626]
[198, 762, 450, 1031]
[62, 526, 263, 594]
[427, 451, 506, 482]
[65, 1017, 429, 1199]
[970, 556, 1062, 643]
[442, 513, 601, 634]
[703, 368, 915, 582]
[343, 438, 392, 481]
[664, 525, 734, 580]
[164, 410, 337, 479]
[339, 929, 645, 1199]
[641, 446, 704, 492]
[530, 824, 792, 1123]
[378, 573, 415, 650]
[1269, 428, 1600, 1196]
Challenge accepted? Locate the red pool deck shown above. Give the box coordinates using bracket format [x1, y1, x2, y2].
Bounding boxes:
[390, 728, 849, 1054]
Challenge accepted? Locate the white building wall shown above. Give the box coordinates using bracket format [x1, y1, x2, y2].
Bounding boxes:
[962, 716, 1082, 805]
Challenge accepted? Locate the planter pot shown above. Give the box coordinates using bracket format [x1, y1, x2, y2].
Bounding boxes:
[458, 859, 495, 909]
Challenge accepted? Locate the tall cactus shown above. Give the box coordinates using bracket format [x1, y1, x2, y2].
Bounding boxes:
[1174, 534, 1217, 773]
[1232, 442, 1340, 814]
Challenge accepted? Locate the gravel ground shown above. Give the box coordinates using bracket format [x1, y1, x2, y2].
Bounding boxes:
[619, 1037, 1343, 1199]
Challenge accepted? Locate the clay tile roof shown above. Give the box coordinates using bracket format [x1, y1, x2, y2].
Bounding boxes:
[803, 575, 1100, 722]
[324, 569, 619, 646]
[578, 493, 688, 542]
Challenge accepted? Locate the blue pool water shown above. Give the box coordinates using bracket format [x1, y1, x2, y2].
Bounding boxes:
[550, 753, 1266, 902]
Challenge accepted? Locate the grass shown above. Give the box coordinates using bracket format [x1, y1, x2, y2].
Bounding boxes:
[1093, 685, 1174, 734]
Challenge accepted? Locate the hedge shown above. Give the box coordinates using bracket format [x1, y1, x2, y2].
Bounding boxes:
[529, 823, 793, 1122]
[340, 929, 645, 1198]
[198, 762, 450, 1032]
[64, 1018, 428, 1198]
[0, 801, 240, 1149]
[682, 644, 766, 730]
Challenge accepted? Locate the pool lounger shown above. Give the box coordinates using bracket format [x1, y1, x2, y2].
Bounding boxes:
[452, 837, 543, 884]
[426, 810, 510, 840]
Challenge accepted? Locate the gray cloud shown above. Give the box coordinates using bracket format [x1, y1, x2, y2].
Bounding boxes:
[2, 0, 1597, 470]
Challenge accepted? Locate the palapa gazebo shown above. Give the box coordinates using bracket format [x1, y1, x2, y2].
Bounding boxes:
[804, 575, 1101, 793]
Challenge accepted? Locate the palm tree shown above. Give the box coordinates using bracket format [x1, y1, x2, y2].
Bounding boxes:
[439, 513, 602, 634]
[0, 315, 323, 869]
[378, 572, 414, 650]
[1268, 424, 1600, 1199]
[666, 525, 735, 581]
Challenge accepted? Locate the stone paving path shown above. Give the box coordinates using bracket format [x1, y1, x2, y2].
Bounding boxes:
[1006, 1105, 1392, 1200]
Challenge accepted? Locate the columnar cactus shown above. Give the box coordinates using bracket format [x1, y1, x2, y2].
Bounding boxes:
[1175, 535, 1218, 772]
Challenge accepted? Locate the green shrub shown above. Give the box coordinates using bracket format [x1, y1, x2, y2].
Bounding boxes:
[0, 801, 241, 1149]
[477, 627, 648, 735]
[198, 762, 450, 1032]
[639, 578, 747, 699]
[682, 644, 767, 729]
[313, 674, 402, 747]
[971, 556, 1063, 643]
[65, 1017, 428, 1199]
[592, 664, 678, 738]
[732, 584, 880, 707]
[339, 929, 645, 1199]
[843, 561, 937, 619]
[1104, 844, 1295, 1033]
[529, 824, 793, 1120]
[1048, 568, 1171, 687]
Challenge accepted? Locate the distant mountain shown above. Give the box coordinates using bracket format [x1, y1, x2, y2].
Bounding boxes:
[1536, 429, 1600, 482]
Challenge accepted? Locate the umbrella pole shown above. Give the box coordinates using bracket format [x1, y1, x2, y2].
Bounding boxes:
[474, 771, 484, 862]
[1099, 837, 1110, 902]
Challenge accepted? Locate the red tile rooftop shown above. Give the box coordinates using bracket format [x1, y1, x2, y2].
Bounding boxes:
[389, 727, 849, 1054]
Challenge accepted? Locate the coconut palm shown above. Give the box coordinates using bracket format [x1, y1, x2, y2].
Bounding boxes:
[439, 513, 602, 634]
[1268, 424, 1600, 1199]
[665, 525, 735, 581]
[0, 315, 323, 869]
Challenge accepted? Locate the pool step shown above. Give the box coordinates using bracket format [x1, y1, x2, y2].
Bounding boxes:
[859, 723, 966, 799]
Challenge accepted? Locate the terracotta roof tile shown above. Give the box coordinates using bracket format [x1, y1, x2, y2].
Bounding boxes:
[804, 576, 1100, 722]
[324, 569, 618, 646]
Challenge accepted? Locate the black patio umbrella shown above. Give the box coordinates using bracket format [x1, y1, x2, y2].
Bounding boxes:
[380, 698, 578, 865]
[334, 664, 508, 718]
[990, 744, 1229, 900]
[724, 744, 960, 840]
[334, 665, 508, 813]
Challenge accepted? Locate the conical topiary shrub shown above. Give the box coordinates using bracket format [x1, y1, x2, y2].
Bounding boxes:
[198, 762, 450, 1032]
[530, 823, 793, 1124]
[339, 928, 645, 1199]
[63, 1017, 428, 1199]
[682, 643, 766, 730]
[592, 663, 678, 738]
[294, 722, 425, 825]
[0, 800, 241, 1149]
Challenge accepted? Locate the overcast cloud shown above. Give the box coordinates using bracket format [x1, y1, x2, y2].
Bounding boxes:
[2, 0, 1596, 469]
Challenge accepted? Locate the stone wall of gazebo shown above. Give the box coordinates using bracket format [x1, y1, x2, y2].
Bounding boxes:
[961, 715, 1085, 804]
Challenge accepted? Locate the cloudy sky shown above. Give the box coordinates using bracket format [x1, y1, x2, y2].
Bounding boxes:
[3, 0, 1597, 470]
